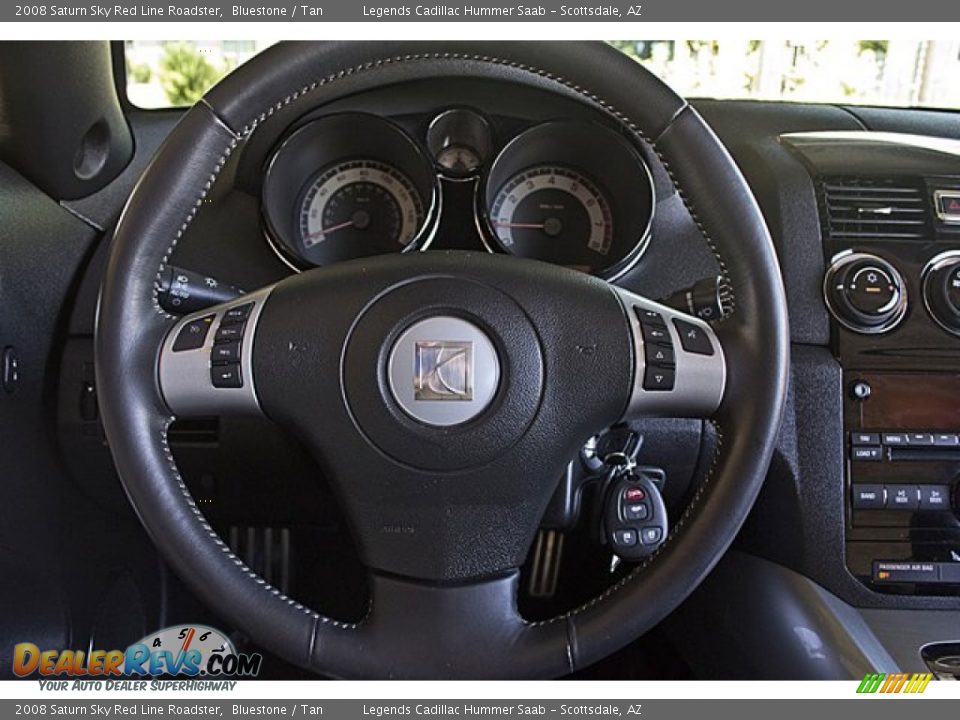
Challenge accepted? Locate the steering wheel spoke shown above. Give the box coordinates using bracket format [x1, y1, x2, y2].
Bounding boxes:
[612, 287, 726, 421]
[158, 286, 275, 417]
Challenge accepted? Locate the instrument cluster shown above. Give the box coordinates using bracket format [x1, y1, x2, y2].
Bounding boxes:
[261, 110, 656, 280]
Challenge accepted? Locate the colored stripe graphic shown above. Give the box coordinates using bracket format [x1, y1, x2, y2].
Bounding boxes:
[857, 672, 932, 693]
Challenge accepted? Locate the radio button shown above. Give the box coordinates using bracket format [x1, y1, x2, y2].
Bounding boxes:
[888, 485, 920, 510]
[906, 433, 935, 447]
[851, 484, 885, 509]
[919, 485, 951, 510]
[934, 433, 960, 447]
[851, 432, 880, 446]
[852, 446, 882, 462]
[882, 433, 908, 446]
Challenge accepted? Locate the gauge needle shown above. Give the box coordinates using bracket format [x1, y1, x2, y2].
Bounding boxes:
[493, 221, 546, 229]
[305, 219, 355, 241]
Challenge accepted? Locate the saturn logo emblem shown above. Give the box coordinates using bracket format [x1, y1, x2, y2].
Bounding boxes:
[414, 341, 474, 401]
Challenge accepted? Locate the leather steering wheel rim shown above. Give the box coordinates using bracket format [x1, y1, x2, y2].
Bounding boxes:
[96, 41, 789, 679]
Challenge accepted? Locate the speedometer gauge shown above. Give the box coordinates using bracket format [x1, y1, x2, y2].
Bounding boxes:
[482, 121, 655, 280]
[491, 166, 613, 269]
[299, 160, 424, 254]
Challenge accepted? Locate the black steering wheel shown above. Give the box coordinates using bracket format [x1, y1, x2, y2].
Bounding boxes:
[96, 41, 789, 678]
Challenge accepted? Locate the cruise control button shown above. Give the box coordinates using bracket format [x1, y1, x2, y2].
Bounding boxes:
[211, 341, 241, 365]
[211, 363, 242, 389]
[647, 344, 675, 366]
[851, 432, 880, 446]
[672, 318, 714, 355]
[640, 527, 663, 545]
[634, 308, 665, 327]
[643, 365, 675, 391]
[851, 484, 885, 509]
[887, 485, 920, 510]
[851, 446, 882, 462]
[919, 485, 950, 510]
[214, 322, 244, 344]
[172, 315, 214, 352]
[613, 529, 637, 547]
[222, 302, 254, 324]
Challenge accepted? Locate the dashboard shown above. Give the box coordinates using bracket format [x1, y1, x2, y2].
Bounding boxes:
[260, 110, 654, 279]
[166, 76, 704, 304]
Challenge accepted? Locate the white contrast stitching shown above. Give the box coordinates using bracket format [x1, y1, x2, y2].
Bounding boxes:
[159, 418, 362, 628]
[149, 50, 736, 634]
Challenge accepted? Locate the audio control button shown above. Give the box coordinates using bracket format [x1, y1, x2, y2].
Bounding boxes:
[888, 485, 920, 510]
[851, 484, 885, 509]
[852, 446, 882, 462]
[919, 485, 951, 510]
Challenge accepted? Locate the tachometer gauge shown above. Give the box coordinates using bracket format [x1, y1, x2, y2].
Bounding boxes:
[262, 113, 438, 269]
[299, 160, 424, 259]
[490, 165, 613, 270]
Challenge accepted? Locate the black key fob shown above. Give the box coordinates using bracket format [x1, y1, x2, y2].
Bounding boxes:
[604, 472, 668, 561]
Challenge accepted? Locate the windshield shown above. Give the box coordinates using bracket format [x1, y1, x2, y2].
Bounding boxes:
[124, 40, 960, 110]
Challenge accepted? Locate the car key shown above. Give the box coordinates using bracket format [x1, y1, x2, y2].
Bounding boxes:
[604, 469, 668, 561]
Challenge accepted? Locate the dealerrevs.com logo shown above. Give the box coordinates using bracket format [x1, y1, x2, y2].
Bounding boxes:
[13, 625, 262, 682]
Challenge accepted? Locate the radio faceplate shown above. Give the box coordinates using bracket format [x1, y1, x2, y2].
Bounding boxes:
[845, 372, 960, 595]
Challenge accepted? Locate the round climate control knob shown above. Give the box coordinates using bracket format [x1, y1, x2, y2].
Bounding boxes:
[922, 251, 960, 337]
[824, 252, 907, 334]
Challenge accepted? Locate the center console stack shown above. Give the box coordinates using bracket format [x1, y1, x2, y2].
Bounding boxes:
[783, 131, 960, 596]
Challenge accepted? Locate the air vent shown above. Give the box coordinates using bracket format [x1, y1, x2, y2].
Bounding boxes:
[821, 177, 930, 241]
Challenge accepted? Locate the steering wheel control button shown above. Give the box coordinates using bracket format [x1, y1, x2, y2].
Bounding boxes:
[641, 323, 670, 345]
[214, 322, 244, 344]
[613, 529, 637, 547]
[388, 316, 500, 427]
[824, 252, 907, 334]
[172, 314, 214, 352]
[635, 308, 666, 327]
[211, 363, 243, 389]
[222, 302, 254, 324]
[643, 365, 675, 391]
[648, 344, 675, 366]
[672, 318, 714, 355]
[852, 484, 885, 509]
[211, 341, 241, 365]
[852, 446, 883, 462]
